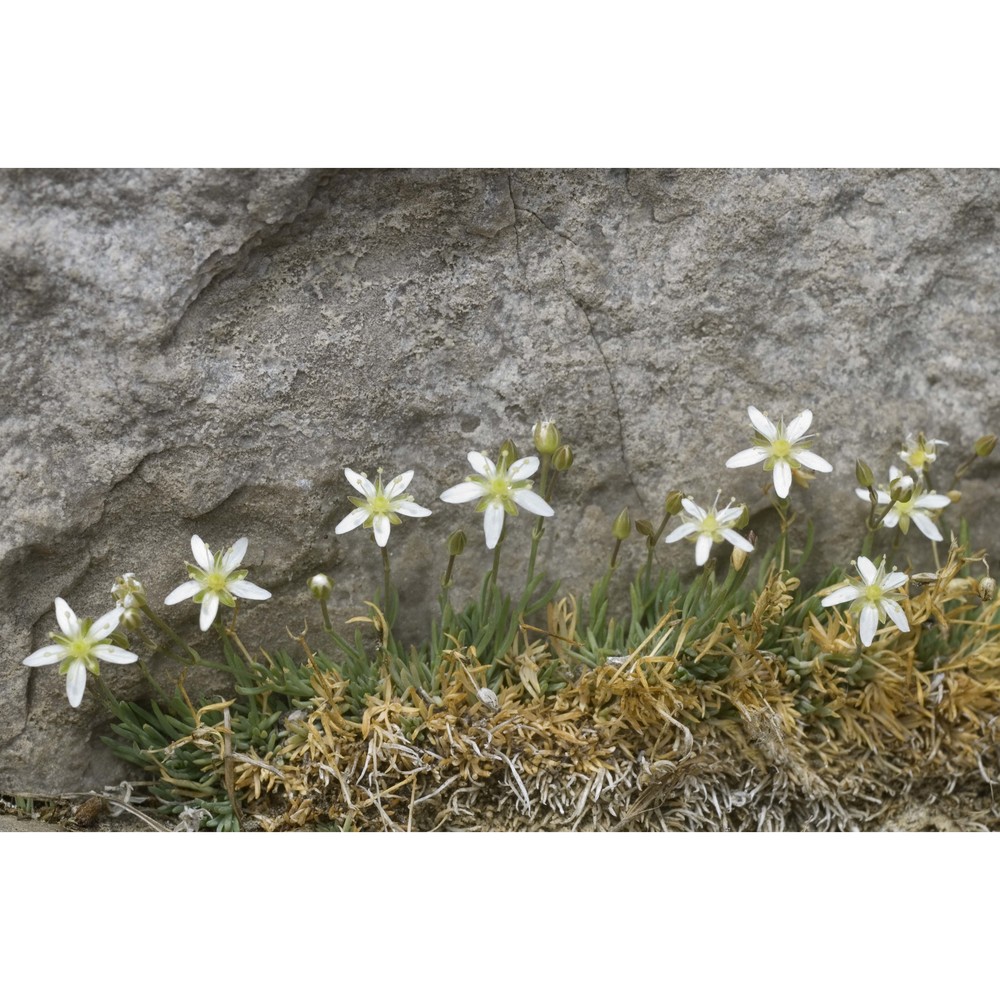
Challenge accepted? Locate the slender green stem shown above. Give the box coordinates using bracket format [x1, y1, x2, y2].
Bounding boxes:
[140, 603, 201, 663]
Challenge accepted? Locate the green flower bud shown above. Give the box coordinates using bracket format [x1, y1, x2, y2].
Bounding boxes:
[635, 519, 655, 538]
[975, 434, 997, 457]
[552, 444, 574, 472]
[119, 606, 142, 630]
[447, 529, 467, 557]
[855, 459, 874, 489]
[734, 504, 750, 530]
[664, 490, 684, 515]
[612, 507, 632, 540]
[532, 420, 561, 455]
[308, 574, 332, 600]
[890, 475, 914, 504]
[497, 439, 519, 466]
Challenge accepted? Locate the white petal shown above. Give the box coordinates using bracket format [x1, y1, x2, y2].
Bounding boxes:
[721, 528, 753, 552]
[511, 489, 554, 516]
[23, 645, 67, 667]
[915, 493, 951, 509]
[227, 580, 271, 601]
[467, 452, 494, 477]
[335, 508, 369, 534]
[881, 509, 900, 528]
[384, 470, 414, 498]
[394, 501, 432, 518]
[199, 593, 220, 631]
[345, 468, 376, 498]
[821, 585, 861, 607]
[483, 501, 505, 549]
[747, 406, 777, 440]
[66, 660, 88, 708]
[881, 599, 910, 633]
[773, 460, 792, 498]
[856, 556, 878, 584]
[785, 409, 813, 442]
[372, 514, 391, 547]
[508, 456, 539, 481]
[910, 511, 943, 541]
[725, 447, 768, 469]
[191, 535, 212, 572]
[93, 643, 139, 664]
[680, 497, 705, 520]
[90, 606, 123, 641]
[664, 522, 698, 543]
[858, 604, 879, 646]
[882, 571, 908, 591]
[796, 449, 832, 473]
[164, 579, 201, 605]
[694, 534, 714, 566]
[222, 537, 249, 574]
[855, 487, 871, 502]
[440, 482, 488, 504]
[54, 597, 77, 637]
[715, 504, 743, 525]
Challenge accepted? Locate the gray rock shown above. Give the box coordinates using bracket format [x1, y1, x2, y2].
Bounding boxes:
[3, 168, 998, 794]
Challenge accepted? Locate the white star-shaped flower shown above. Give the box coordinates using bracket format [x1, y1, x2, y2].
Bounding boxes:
[898, 433, 947, 476]
[22, 598, 138, 708]
[164, 535, 271, 631]
[821, 555, 909, 646]
[334, 468, 431, 548]
[854, 465, 950, 541]
[440, 451, 554, 549]
[726, 406, 833, 499]
[664, 494, 754, 566]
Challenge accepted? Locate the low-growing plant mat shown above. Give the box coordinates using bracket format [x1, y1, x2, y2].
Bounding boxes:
[233, 562, 1000, 832]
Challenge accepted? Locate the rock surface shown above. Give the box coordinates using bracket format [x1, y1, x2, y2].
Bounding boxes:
[2, 168, 998, 794]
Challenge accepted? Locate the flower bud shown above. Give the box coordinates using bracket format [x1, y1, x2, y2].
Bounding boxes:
[890, 475, 914, 503]
[730, 543, 750, 571]
[308, 574, 333, 600]
[119, 606, 142, 630]
[975, 434, 997, 457]
[497, 439, 519, 466]
[112, 573, 146, 607]
[552, 444, 574, 472]
[447, 529, 467, 557]
[477, 687, 500, 713]
[612, 507, 632, 541]
[634, 518, 655, 538]
[947, 489, 962, 504]
[664, 490, 684, 515]
[855, 459, 874, 489]
[978, 576, 997, 603]
[532, 420, 560, 455]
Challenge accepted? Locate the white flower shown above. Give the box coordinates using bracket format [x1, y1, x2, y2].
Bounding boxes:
[22, 598, 138, 708]
[726, 406, 833, 499]
[334, 468, 431, 548]
[899, 433, 947, 476]
[854, 465, 950, 541]
[440, 451, 554, 549]
[164, 535, 271, 631]
[663, 494, 754, 566]
[821, 555, 909, 647]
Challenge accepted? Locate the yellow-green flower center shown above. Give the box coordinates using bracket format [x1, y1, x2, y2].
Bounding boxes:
[771, 438, 792, 459]
[67, 636, 93, 660]
[205, 570, 229, 593]
[700, 512, 719, 534]
[865, 583, 883, 603]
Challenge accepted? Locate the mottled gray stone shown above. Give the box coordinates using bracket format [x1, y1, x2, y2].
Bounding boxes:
[3, 168, 998, 793]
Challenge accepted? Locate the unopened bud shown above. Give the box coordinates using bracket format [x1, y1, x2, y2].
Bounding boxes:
[532, 420, 560, 455]
[308, 574, 332, 600]
[665, 490, 684, 515]
[635, 519, 655, 538]
[477, 687, 500, 713]
[975, 434, 997, 458]
[730, 544, 749, 572]
[978, 577, 997, 603]
[890, 475, 914, 504]
[947, 489, 962, 504]
[119, 606, 142, 630]
[447, 529, 467, 557]
[552, 444, 574, 472]
[612, 508, 632, 541]
[855, 459, 874, 489]
[497, 439, 519, 466]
